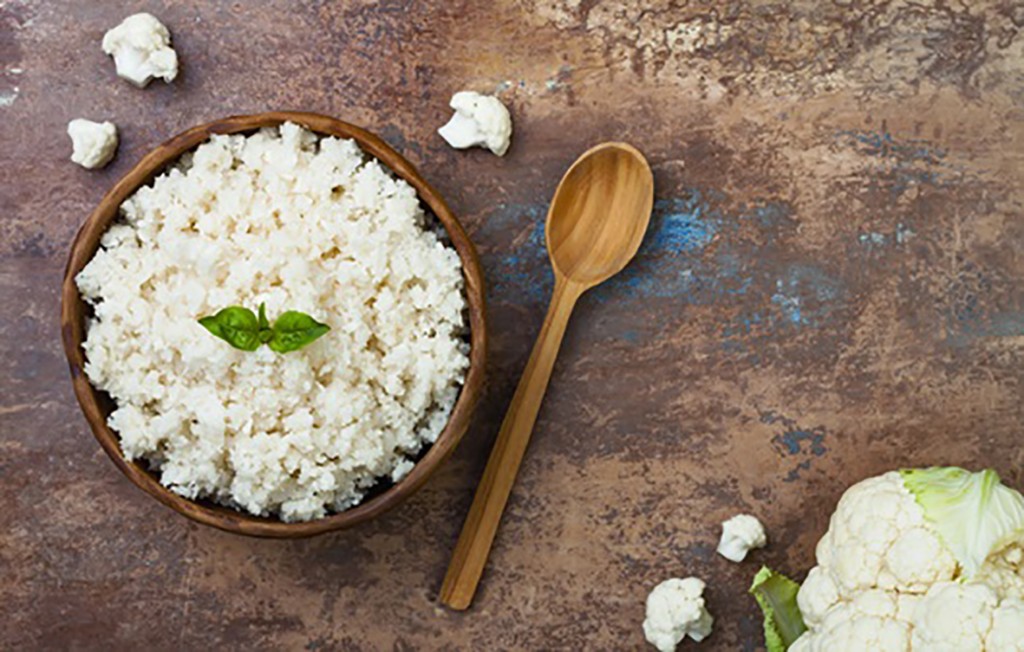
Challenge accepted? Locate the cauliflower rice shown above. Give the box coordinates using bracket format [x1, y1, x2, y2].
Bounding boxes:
[76, 122, 469, 522]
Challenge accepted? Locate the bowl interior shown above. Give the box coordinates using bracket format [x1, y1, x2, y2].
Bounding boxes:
[60, 112, 486, 537]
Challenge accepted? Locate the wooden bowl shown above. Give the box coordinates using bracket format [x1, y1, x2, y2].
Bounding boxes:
[60, 112, 487, 538]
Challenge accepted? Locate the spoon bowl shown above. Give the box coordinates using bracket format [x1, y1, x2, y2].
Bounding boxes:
[546, 143, 654, 286]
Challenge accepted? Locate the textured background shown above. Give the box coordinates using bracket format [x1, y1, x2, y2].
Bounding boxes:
[2, 1, 1023, 650]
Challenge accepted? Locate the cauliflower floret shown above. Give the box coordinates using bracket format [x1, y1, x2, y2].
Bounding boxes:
[717, 513, 767, 562]
[794, 590, 912, 652]
[437, 91, 512, 156]
[793, 585, 1023, 652]
[987, 597, 1024, 651]
[797, 566, 841, 627]
[643, 577, 713, 651]
[808, 472, 957, 602]
[789, 634, 811, 652]
[102, 13, 178, 88]
[975, 543, 1024, 601]
[67, 119, 118, 169]
[910, 582, 997, 651]
[895, 593, 923, 624]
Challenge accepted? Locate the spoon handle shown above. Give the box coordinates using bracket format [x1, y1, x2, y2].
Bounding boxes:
[440, 276, 585, 610]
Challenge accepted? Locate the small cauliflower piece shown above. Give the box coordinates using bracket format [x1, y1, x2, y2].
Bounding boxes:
[643, 577, 713, 651]
[102, 13, 178, 88]
[437, 91, 512, 156]
[717, 513, 767, 562]
[67, 119, 118, 169]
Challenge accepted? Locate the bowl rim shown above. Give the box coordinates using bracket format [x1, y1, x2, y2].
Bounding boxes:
[60, 111, 487, 538]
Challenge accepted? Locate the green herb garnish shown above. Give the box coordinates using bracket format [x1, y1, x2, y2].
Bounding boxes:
[198, 302, 330, 353]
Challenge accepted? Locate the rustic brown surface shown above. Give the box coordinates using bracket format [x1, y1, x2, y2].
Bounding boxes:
[2, 1, 1023, 650]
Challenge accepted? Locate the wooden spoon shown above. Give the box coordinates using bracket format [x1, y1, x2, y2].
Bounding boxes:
[440, 143, 654, 610]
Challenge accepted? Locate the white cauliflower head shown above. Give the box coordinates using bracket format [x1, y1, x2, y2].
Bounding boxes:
[437, 91, 513, 156]
[754, 468, 1024, 651]
[643, 577, 713, 651]
[102, 13, 178, 88]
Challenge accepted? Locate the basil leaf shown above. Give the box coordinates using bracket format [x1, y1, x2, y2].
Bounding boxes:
[198, 306, 261, 351]
[199, 304, 329, 354]
[268, 310, 331, 353]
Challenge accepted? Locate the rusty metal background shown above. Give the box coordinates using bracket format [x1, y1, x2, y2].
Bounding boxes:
[2, 1, 1023, 650]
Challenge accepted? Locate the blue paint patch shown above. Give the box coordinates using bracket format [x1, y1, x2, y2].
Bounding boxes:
[947, 308, 1024, 344]
[481, 203, 552, 304]
[485, 193, 805, 310]
[857, 224, 916, 251]
[838, 130, 953, 196]
[483, 191, 846, 361]
[484, 194, 724, 306]
[739, 202, 794, 240]
[767, 264, 842, 329]
[648, 197, 719, 252]
[619, 330, 640, 343]
[594, 192, 723, 302]
[762, 412, 828, 482]
[839, 130, 946, 164]
[774, 429, 827, 457]
[784, 460, 812, 483]
[771, 289, 802, 325]
[859, 232, 887, 246]
[985, 311, 1024, 337]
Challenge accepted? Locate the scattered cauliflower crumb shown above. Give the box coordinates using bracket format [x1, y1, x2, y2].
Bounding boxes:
[717, 513, 767, 562]
[643, 577, 713, 651]
[67, 119, 118, 169]
[437, 91, 512, 156]
[102, 13, 178, 88]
